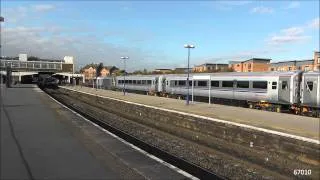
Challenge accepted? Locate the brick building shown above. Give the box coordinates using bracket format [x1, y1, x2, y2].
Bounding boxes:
[229, 58, 271, 72]
[82, 65, 115, 81]
[314, 51, 320, 71]
[269, 60, 314, 72]
[192, 63, 229, 72]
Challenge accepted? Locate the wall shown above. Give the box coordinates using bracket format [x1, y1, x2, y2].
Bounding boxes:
[59, 87, 319, 179]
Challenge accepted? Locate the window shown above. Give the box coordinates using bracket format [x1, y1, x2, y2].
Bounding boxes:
[147, 80, 152, 85]
[270, 68, 274, 71]
[133, 80, 137, 84]
[297, 66, 301, 70]
[197, 81, 207, 87]
[142, 80, 146, 85]
[178, 80, 186, 86]
[222, 81, 233, 88]
[272, 82, 277, 89]
[137, 80, 141, 84]
[288, 67, 292, 71]
[174, 81, 178, 86]
[304, 66, 310, 71]
[248, 64, 252, 69]
[128, 80, 132, 84]
[281, 81, 288, 90]
[253, 81, 267, 89]
[211, 81, 219, 87]
[237, 81, 249, 88]
[125, 80, 128, 83]
[307, 81, 313, 91]
[118, 80, 121, 84]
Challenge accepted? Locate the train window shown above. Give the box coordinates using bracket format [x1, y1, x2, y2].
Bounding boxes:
[272, 82, 277, 89]
[147, 80, 152, 85]
[281, 81, 288, 90]
[133, 80, 136, 84]
[142, 80, 146, 84]
[222, 81, 233, 88]
[118, 80, 121, 84]
[125, 80, 128, 83]
[166, 81, 168, 86]
[137, 80, 141, 84]
[253, 81, 267, 89]
[198, 81, 207, 87]
[236, 81, 249, 88]
[307, 81, 313, 91]
[128, 80, 132, 84]
[211, 81, 219, 87]
[178, 80, 186, 86]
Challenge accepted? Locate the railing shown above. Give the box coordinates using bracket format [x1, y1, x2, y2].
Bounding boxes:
[0, 59, 62, 71]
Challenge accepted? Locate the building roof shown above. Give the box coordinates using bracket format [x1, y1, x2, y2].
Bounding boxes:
[271, 59, 314, 67]
[195, 63, 229, 67]
[242, 58, 271, 63]
[154, 68, 172, 71]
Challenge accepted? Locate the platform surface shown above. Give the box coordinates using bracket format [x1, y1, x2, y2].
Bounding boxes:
[64, 85, 319, 141]
[0, 84, 190, 180]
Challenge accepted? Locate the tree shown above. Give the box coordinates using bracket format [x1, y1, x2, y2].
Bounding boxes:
[109, 66, 119, 75]
[96, 63, 104, 77]
[28, 56, 40, 61]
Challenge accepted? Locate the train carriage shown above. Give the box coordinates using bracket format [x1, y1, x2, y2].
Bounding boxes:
[299, 71, 320, 116]
[115, 75, 160, 95]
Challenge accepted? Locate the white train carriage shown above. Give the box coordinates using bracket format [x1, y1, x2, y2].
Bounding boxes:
[300, 71, 320, 108]
[163, 71, 302, 106]
[96, 76, 114, 89]
[115, 75, 159, 94]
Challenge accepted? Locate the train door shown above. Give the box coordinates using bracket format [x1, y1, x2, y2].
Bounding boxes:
[278, 77, 291, 103]
[156, 76, 161, 92]
[302, 75, 318, 106]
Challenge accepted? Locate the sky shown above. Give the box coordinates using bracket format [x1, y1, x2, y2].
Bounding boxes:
[1, 0, 319, 72]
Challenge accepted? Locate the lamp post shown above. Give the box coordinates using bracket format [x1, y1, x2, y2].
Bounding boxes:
[120, 56, 129, 95]
[184, 44, 195, 105]
[0, 17, 4, 85]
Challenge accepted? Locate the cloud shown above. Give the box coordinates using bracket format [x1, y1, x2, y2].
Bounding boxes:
[266, 27, 310, 45]
[32, 4, 56, 12]
[281, 27, 304, 36]
[2, 25, 169, 72]
[251, 6, 274, 14]
[308, 17, 320, 29]
[212, 1, 252, 11]
[285, 1, 300, 9]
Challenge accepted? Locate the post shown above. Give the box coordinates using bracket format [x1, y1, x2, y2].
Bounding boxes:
[186, 48, 190, 105]
[209, 76, 211, 104]
[184, 44, 195, 105]
[192, 78, 194, 103]
[124, 59, 126, 95]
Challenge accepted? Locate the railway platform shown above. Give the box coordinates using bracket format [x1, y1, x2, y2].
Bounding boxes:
[0, 84, 192, 180]
[64, 85, 319, 141]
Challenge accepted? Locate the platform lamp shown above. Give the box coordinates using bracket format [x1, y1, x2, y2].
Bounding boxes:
[0, 17, 4, 85]
[120, 56, 129, 95]
[184, 44, 195, 105]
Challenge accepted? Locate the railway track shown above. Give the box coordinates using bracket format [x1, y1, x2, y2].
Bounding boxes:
[44, 88, 226, 180]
